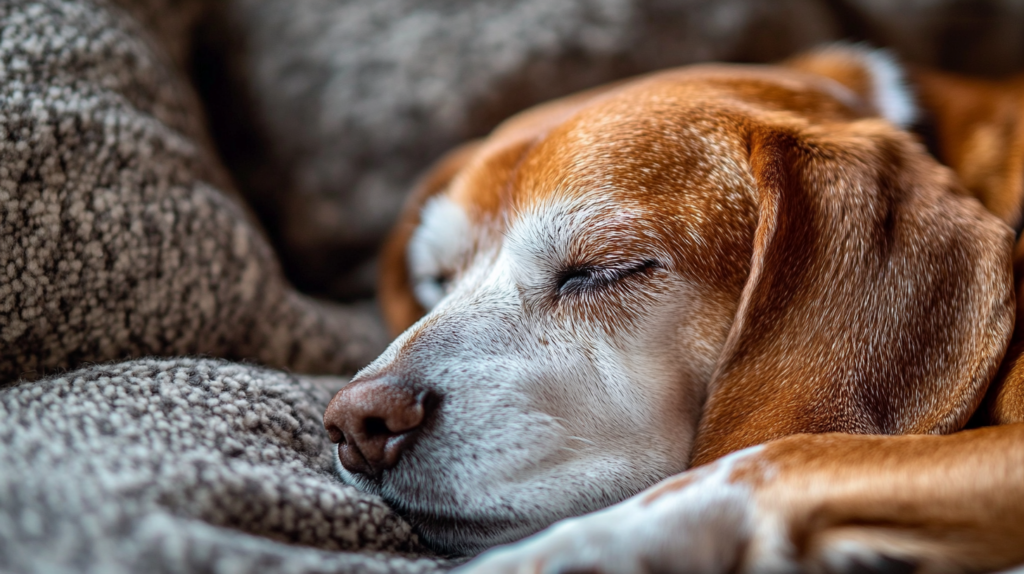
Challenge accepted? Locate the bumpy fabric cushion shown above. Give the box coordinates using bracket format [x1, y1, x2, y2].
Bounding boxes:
[0, 358, 446, 573]
[0, 1, 424, 572]
[0, 0, 388, 384]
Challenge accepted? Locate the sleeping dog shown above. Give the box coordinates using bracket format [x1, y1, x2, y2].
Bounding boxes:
[323, 45, 1024, 572]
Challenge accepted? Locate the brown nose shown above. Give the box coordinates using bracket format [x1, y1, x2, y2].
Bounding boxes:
[323, 377, 434, 477]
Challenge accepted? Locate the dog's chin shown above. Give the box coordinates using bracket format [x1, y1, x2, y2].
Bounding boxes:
[388, 501, 549, 556]
[334, 460, 562, 556]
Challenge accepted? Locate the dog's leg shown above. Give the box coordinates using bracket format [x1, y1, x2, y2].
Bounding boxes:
[457, 425, 1024, 574]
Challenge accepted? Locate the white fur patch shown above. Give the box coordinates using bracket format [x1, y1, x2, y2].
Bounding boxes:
[456, 445, 776, 573]
[860, 47, 917, 128]
[407, 195, 472, 309]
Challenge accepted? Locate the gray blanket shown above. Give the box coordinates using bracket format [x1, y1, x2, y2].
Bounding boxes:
[0, 358, 444, 573]
[3, 0, 1023, 572]
[0, 0, 430, 571]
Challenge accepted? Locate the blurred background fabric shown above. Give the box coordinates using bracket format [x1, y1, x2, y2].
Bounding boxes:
[164, 0, 1024, 301]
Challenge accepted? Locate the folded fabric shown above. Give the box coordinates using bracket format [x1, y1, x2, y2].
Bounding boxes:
[0, 358, 448, 573]
[0, 0, 388, 385]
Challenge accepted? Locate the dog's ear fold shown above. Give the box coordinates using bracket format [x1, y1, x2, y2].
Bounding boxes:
[690, 121, 1015, 466]
[973, 238, 1024, 426]
[379, 141, 482, 335]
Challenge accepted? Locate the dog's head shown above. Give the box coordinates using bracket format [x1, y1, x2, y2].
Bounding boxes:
[324, 46, 1015, 554]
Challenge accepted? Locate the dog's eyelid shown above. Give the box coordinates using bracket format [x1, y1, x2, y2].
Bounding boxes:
[555, 258, 662, 295]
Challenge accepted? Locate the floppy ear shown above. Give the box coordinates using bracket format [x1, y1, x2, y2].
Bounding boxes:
[689, 120, 1015, 466]
[378, 141, 481, 335]
[974, 237, 1024, 426]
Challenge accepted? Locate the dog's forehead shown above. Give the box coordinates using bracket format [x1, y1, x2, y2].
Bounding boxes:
[514, 94, 750, 213]
[452, 81, 755, 221]
[438, 77, 776, 281]
[418, 67, 868, 293]
[445, 65, 857, 225]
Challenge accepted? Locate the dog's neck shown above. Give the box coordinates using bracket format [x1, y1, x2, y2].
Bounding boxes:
[786, 46, 1024, 235]
[910, 68, 1024, 235]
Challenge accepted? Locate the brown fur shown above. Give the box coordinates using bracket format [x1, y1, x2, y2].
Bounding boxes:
[377, 47, 1024, 568]
[735, 427, 1024, 571]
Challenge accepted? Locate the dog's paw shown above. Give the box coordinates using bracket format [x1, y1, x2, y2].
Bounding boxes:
[455, 447, 773, 574]
[452, 515, 630, 574]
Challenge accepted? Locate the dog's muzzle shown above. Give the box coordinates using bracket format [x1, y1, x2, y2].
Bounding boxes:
[323, 376, 437, 477]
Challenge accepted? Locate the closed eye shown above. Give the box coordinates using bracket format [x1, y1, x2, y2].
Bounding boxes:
[555, 259, 662, 296]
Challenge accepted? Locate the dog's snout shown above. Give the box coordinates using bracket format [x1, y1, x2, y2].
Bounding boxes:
[323, 377, 435, 477]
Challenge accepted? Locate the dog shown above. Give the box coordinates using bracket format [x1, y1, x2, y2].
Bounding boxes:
[323, 44, 1024, 572]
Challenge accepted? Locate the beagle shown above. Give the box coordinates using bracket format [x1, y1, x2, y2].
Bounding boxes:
[323, 44, 1024, 572]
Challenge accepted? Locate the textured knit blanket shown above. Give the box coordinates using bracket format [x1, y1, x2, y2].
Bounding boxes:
[0, 359, 444, 573]
[3, 0, 1023, 572]
[0, 0, 436, 571]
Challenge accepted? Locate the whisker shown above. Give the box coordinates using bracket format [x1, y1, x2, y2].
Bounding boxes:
[566, 436, 596, 446]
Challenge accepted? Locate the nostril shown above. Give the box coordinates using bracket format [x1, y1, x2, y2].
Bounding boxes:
[420, 389, 440, 418]
[324, 420, 345, 445]
[324, 378, 441, 476]
[364, 417, 390, 438]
